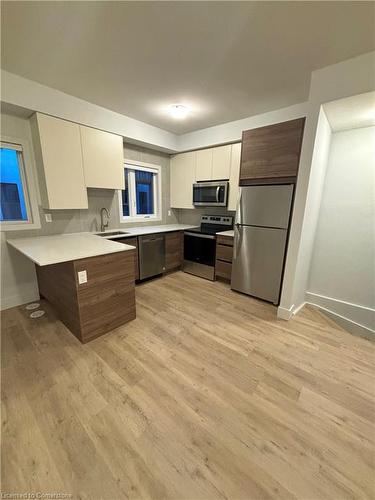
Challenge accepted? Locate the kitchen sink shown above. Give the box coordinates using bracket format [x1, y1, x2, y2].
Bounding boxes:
[96, 231, 130, 237]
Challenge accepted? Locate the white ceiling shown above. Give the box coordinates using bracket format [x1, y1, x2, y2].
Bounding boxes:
[1, 2, 374, 134]
[324, 92, 375, 132]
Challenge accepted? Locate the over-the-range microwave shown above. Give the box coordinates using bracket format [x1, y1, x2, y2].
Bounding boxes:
[193, 181, 229, 207]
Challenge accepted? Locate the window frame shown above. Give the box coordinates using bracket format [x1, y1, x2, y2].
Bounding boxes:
[0, 136, 40, 231]
[118, 159, 162, 223]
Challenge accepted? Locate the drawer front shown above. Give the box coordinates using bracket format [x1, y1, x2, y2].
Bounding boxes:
[116, 237, 139, 280]
[216, 234, 234, 247]
[216, 244, 233, 263]
[215, 259, 232, 280]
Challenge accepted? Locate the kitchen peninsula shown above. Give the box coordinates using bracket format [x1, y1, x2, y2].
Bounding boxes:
[7, 233, 136, 343]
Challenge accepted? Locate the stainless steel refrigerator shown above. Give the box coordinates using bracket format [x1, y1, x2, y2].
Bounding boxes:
[231, 184, 294, 305]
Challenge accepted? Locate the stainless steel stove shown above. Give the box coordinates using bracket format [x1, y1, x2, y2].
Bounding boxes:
[183, 215, 233, 280]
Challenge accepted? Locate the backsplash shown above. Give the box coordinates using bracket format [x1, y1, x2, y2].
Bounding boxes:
[176, 206, 236, 226]
[5, 142, 179, 240]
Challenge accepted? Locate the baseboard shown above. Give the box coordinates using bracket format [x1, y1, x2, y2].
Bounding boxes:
[305, 292, 374, 339]
[277, 304, 294, 320]
[0, 289, 40, 311]
[277, 301, 306, 320]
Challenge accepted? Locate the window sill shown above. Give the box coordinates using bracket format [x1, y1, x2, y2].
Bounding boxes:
[1, 220, 41, 231]
[119, 217, 162, 224]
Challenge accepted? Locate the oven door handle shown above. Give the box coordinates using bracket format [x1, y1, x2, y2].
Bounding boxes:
[184, 232, 216, 240]
[216, 186, 220, 203]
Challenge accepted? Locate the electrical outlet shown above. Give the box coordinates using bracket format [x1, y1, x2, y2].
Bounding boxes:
[45, 213, 52, 223]
[78, 270, 87, 284]
[168, 210, 171, 217]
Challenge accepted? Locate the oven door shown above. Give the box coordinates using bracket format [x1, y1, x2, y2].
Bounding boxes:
[193, 182, 228, 206]
[183, 232, 216, 280]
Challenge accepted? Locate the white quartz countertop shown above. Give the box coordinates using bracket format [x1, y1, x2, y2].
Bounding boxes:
[7, 233, 136, 266]
[96, 224, 196, 239]
[7, 224, 197, 267]
[216, 230, 234, 237]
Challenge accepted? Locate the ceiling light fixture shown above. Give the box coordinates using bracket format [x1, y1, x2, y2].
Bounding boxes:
[168, 104, 190, 119]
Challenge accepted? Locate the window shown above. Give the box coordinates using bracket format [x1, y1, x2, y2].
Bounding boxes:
[119, 161, 161, 222]
[0, 142, 30, 223]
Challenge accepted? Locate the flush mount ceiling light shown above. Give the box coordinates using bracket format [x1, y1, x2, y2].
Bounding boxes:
[168, 104, 190, 119]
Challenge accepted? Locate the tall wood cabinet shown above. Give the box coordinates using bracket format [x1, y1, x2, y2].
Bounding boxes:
[31, 113, 88, 209]
[240, 118, 305, 185]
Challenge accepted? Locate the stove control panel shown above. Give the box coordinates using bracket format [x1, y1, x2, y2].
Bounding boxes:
[200, 215, 233, 225]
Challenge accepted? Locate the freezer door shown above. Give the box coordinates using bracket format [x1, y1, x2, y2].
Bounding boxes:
[231, 225, 287, 304]
[236, 185, 294, 229]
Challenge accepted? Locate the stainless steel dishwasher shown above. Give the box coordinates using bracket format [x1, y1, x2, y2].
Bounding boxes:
[138, 234, 165, 280]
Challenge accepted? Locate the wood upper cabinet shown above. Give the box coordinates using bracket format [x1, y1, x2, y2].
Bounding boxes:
[31, 113, 88, 209]
[212, 145, 231, 180]
[170, 151, 196, 209]
[80, 125, 124, 190]
[165, 231, 183, 271]
[240, 118, 305, 184]
[227, 142, 241, 211]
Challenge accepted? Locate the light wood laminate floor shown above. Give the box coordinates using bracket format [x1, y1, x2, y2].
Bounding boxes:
[2, 271, 375, 499]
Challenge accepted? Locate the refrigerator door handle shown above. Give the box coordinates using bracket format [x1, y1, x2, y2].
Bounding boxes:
[235, 189, 242, 225]
[233, 223, 242, 261]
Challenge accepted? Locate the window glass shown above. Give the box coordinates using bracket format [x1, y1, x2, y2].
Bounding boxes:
[0, 147, 28, 221]
[122, 169, 130, 217]
[135, 170, 154, 215]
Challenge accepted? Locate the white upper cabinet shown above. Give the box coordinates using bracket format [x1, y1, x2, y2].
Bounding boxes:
[195, 149, 213, 181]
[170, 151, 196, 209]
[212, 145, 231, 180]
[228, 142, 241, 211]
[80, 126, 124, 190]
[194, 145, 232, 182]
[31, 113, 88, 210]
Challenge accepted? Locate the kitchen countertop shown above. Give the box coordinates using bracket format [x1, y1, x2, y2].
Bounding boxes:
[7, 224, 196, 266]
[216, 230, 234, 237]
[7, 233, 136, 266]
[96, 224, 196, 239]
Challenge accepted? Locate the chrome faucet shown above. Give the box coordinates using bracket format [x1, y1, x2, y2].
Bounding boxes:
[100, 207, 110, 232]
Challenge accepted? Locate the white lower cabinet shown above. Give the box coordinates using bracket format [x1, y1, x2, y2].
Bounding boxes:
[170, 151, 196, 209]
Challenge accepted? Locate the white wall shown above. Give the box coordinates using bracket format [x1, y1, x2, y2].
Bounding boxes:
[307, 126, 375, 333]
[279, 51, 375, 319]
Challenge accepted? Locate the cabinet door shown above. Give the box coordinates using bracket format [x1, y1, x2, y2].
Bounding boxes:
[170, 152, 196, 209]
[195, 149, 213, 181]
[165, 231, 183, 271]
[228, 143, 241, 211]
[212, 145, 231, 180]
[117, 237, 139, 280]
[80, 126, 124, 190]
[32, 113, 88, 209]
[240, 118, 305, 184]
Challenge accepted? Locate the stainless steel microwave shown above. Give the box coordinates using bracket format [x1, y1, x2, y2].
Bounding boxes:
[193, 181, 229, 207]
